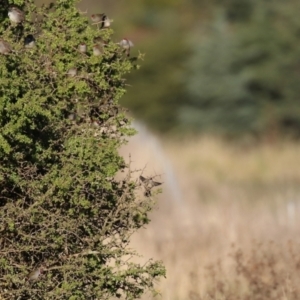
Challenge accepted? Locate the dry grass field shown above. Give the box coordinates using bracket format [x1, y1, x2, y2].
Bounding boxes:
[120, 127, 300, 300]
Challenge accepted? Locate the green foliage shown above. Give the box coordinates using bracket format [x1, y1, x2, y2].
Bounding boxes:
[0, 0, 165, 299]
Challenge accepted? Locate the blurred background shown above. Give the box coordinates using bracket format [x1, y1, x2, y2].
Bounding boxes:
[41, 0, 300, 298]
[75, 0, 300, 139]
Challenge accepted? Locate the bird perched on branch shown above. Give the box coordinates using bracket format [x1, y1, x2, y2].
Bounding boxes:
[67, 68, 77, 77]
[24, 34, 36, 48]
[8, 7, 25, 24]
[91, 13, 105, 23]
[78, 43, 87, 54]
[91, 13, 113, 29]
[93, 44, 103, 56]
[94, 36, 105, 45]
[0, 39, 12, 55]
[26, 266, 44, 282]
[139, 175, 162, 197]
[118, 38, 134, 57]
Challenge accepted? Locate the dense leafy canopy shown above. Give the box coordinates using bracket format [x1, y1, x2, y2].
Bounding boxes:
[0, 0, 165, 299]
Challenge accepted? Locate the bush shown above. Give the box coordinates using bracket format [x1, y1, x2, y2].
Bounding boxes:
[0, 0, 165, 299]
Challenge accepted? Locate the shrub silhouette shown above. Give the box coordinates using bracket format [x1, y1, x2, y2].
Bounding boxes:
[0, 0, 165, 299]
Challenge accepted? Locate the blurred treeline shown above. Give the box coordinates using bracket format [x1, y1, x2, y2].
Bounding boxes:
[115, 0, 300, 139]
[39, 0, 300, 138]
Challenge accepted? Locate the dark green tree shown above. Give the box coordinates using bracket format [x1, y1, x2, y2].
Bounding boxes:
[0, 0, 165, 299]
[181, 0, 300, 138]
[180, 12, 255, 135]
[117, 0, 195, 133]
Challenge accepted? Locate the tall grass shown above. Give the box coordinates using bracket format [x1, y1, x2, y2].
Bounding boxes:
[121, 135, 300, 299]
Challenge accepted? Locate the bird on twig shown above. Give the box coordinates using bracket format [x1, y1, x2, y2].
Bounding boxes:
[118, 38, 134, 57]
[24, 34, 36, 48]
[93, 44, 103, 56]
[67, 68, 77, 77]
[91, 13, 113, 29]
[139, 175, 162, 197]
[8, 7, 25, 24]
[0, 39, 12, 55]
[78, 43, 87, 54]
[26, 266, 45, 282]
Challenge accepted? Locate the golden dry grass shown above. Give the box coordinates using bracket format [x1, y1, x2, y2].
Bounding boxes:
[120, 132, 300, 300]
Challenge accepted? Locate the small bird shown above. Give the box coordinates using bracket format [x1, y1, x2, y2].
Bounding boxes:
[67, 68, 77, 77]
[139, 175, 162, 197]
[0, 39, 12, 55]
[92, 119, 100, 127]
[94, 36, 105, 45]
[78, 43, 87, 53]
[24, 34, 35, 48]
[26, 266, 44, 282]
[68, 113, 80, 124]
[91, 13, 105, 23]
[93, 44, 103, 56]
[91, 14, 113, 29]
[8, 7, 25, 24]
[68, 113, 76, 121]
[102, 15, 113, 28]
[118, 38, 134, 56]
